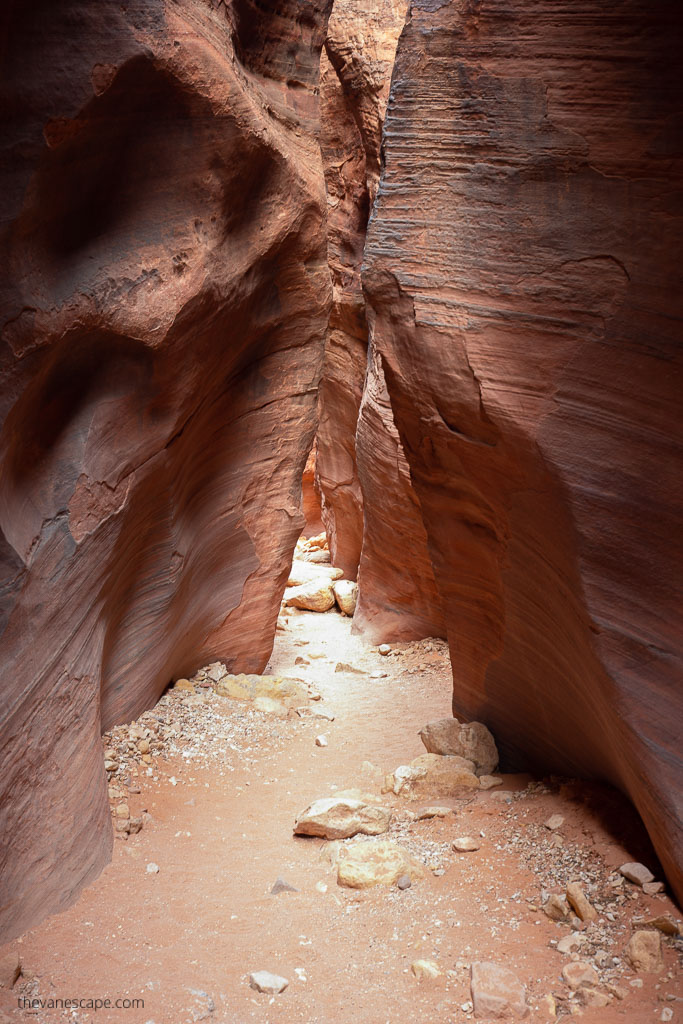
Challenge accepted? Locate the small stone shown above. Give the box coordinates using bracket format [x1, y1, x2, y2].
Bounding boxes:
[562, 961, 599, 989]
[557, 932, 585, 954]
[315, 735, 328, 747]
[411, 959, 441, 980]
[115, 802, 130, 819]
[544, 814, 564, 830]
[578, 987, 609, 1008]
[544, 893, 572, 923]
[417, 806, 452, 819]
[370, 670, 387, 679]
[146, 862, 160, 874]
[478, 775, 503, 789]
[566, 881, 596, 921]
[334, 661, 364, 674]
[332, 580, 358, 616]
[315, 881, 327, 894]
[378, 644, 391, 655]
[104, 760, 118, 772]
[127, 817, 143, 835]
[625, 929, 663, 972]
[470, 962, 528, 1018]
[295, 706, 335, 721]
[645, 915, 681, 936]
[643, 881, 665, 895]
[248, 971, 289, 995]
[453, 837, 480, 852]
[607, 983, 627, 1000]
[173, 678, 195, 692]
[270, 877, 299, 895]
[397, 875, 412, 890]
[137, 739, 150, 754]
[661, 1008, 674, 1022]
[619, 862, 655, 886]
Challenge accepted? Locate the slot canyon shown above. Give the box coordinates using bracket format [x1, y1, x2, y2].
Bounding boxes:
[0, 0, 681, 1021]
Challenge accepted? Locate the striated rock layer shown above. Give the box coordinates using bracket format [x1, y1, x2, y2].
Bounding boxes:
[315, 0, 407, 580]
[354, 346, 445, 641]
[0, 0, 332, 941]
[364, 1, 683, 900]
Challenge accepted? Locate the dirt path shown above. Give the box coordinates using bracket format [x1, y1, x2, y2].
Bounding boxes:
[1, 606, 681, 1024]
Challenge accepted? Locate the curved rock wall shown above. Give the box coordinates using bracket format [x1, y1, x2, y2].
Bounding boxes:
[364, 0, 683, 901]
[315, 0, 407, 580]
[0, 0, 332, 941]
[354, 345, 445, 641]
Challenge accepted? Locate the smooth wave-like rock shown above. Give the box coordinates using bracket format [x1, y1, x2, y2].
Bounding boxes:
[0, 0, 332, 941]
[315, 0, 407, 579]
[363, 0, 683, 900]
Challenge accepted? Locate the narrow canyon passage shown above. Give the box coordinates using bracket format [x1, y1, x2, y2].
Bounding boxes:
[2, 539, 681, 1023]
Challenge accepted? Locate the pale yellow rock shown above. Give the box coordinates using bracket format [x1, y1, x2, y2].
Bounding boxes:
[566, 881, 596, 921]
[215, 673, 309, 708]
[453, 837, 480, 852]
[283, 579, 336, 612]
[173, 679, 195, 692]
[253, 696, 290, 716]
[337, 840, 425, 889]
[411, 959, 442, 980]
[115, 803, 130, 819]
[294, 797, 392, 840]
[478, 775, 503, 789]
[287, 560, 343, 587]
[333, 580, 358, 616]
[544, 894, 571, 923]
[626, 929, 663, 972]
[417, 806, 452, 819]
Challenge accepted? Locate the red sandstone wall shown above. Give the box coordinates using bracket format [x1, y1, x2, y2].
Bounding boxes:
[315, 0, 407, 580]
[363, 0, 683, 901]
[0, 0, 332, 941]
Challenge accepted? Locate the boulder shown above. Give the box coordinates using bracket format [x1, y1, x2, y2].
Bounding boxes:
[333, 580, 358, 617]
[287, 560, 343, 587]
[283, 579, 336, 613]
[620, 862, 655, 887]
[294, 796, 392, 840]
[214, 674, 310, 709]
[419, 720, 498, 776]
[561, 962, 599, 989]
[470, 962, 529, 1018]
[625, 930, 663, 973]
[337, 840, 425, 889]
[386, 753, 479, 800]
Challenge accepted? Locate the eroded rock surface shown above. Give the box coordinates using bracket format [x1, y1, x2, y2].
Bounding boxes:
[315, 0, 408, 580]
[363, 0, 683, 901]
[0, 0, 332, 941]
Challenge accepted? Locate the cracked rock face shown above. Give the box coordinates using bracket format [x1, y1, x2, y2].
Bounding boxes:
[363, 0, 683, 901]
[0, 0, 332, 941]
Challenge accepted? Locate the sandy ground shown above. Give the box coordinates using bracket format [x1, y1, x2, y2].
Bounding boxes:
[1, 604, 681, 1024]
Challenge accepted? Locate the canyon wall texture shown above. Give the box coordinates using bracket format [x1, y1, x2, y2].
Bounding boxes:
[0, 0, 332, 941]
[315, 0, 407, 580]
[364, 0, 683, 901]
